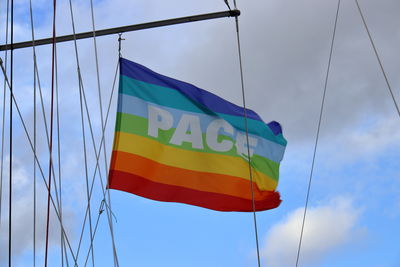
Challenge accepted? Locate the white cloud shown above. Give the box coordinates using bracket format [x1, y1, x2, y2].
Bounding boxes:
[261, 197, 364, 267]
[0, 158, 76, 264]
[342, 116, 400, 157]
[316, 114, 400, 167]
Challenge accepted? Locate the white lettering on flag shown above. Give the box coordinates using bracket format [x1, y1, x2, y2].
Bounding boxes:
[148, 105, 173, 138]
[170, 114, 203, 149]
[147, 105, 258, 156]
[206, 119, 234, 152]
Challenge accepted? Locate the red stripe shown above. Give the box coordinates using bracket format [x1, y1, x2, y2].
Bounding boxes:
[109, 170, 281, 212]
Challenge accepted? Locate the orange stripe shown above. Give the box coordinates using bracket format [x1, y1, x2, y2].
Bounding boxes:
[114, 131, 278, 190]
[110, 150, 275, 201]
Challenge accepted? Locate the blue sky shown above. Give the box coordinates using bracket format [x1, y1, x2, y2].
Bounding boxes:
[0, 0, 400, 266]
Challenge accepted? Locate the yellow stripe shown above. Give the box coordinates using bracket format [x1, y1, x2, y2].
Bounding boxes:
[114, 131, 277, 190]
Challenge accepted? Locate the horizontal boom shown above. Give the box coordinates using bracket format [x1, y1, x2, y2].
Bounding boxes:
[0, 10, 240, 51]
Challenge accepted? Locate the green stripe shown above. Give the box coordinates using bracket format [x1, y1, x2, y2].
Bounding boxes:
[120, 75, 287, 146]
[116, 112, 280, 181]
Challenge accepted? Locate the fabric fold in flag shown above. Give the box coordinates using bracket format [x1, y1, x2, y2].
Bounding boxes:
[108, 57, 287, 212]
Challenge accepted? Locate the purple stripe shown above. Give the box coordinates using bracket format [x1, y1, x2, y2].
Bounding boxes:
[120, 58, 258, 118]
[120, 58, 282, 135]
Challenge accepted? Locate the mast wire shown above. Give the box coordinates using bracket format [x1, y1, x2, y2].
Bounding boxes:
[77, 59, 119, 265]
[54, 36, 67, 267]
[83, 61, 120, 266]
[28, 1, 71, 264]
[295, 0, 341, 266]
[28, 1, 37, 265]
[9, 0, 14, 264]
[28, 16, 65, 222]
[30, 4, 75, 263]
[65, 0, 96, 264]
[74, 70, 116, 262]
[75, 60, 119, 264]
[223, 0, 232, 11]
[354, 0, 400, 118]
[89, 1, 119, 265]
[77, 57, 95, 267]
[0, 0, 10, 238]
[44, 0, 57, 265]
[0, 58, 78, 264]
[233, 3, 261, 267]
[67, 1, 119, 264]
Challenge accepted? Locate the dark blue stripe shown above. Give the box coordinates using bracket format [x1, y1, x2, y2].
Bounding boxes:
[120, 58, 283, 135]
[267, 121, 283, 136]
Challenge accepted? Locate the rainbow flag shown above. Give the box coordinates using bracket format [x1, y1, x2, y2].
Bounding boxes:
[108, 58, 287, 212]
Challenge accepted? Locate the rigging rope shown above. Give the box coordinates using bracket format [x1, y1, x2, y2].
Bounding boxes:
[28, 1, 71, 264]
[89, 1, 119, 265]
[28, 3, 65, 226]
[82, 61, 119, 266]
[0, 0, 10, 237]
[224, 0, 231, 11]
[66, 1, 119, 264]
[295, 0, 341, 266]
[54, 39, 67, 267]
[9, 0, 14, 265]
[232, 2, 261, 266]
[44, 0, 57, 265]
[28, 1, 37, 265]
[76, 58, 119, 264]
[354, 0, 400, 118]
[78, 64, 96, 267]
[0, 59, 78, 264]
[65, 1, 97, 264]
